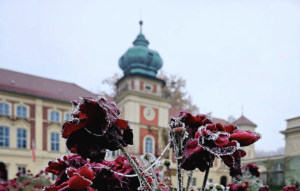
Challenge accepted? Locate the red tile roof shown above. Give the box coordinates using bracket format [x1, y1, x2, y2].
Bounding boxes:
[211, 117, 230, 125]
[0, 68, 98, 102]
[232, 115, 256, 127]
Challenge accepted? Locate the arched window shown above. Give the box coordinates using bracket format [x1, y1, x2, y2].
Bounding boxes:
[50, 111, 60, 122]
[17, 129, 27, 149]
[0, 103, 9, 115]
[51, 133, 60, 151]
[0, 126, 10, 147]
[16, 106, 27, 118]
[145, 137, 153, 154]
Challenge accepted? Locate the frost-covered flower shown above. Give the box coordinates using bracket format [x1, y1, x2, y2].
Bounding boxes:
[228, 182, 248, 191]
[283, 185, 298, 191]
[245, 163, 260, 177]
[171, 111, 261, 180]
[92, 155, 140, 191]
[259, 185, 269, 191]
[62, 97, 133, 161]
[45, 154, 141, 191]
[44, 164, 95, 191]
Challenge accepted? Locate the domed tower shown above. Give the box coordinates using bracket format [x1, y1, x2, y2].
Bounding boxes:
[118, 20, 163, 78]
[115, 21, 170, 159]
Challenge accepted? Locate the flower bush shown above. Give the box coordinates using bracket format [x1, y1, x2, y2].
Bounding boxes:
[0, 169, 51, 191]
[283, 185, 298, 191]
[42, 97, 264, 191]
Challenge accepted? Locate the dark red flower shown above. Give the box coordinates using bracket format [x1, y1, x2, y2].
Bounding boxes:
[44, 164, 95, 191]
[283, 185, 298, 191]
[61, 97, 133, 161]
[170, 111, 213, 139]
[228, 182, 248, 191]
[171, 111, 261, 180]
[24, 181, 31, 186]
[230, 130, 261, 146]
[259, 185, 269, 191]
[180, 139, 213, 172]
[91, 155, 141, 191]
[245, 163, 260, 177]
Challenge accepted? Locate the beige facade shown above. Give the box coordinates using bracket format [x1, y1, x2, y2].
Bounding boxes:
[281, 117, 300, 157]
[0, 91, 73, 179]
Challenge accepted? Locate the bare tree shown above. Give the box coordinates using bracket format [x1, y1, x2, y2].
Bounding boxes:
[158, 71, 199, 114]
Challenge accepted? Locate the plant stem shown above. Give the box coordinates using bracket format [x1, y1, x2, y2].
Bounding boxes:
[201, 160, 213, 191]
[176, 158, 183, 191]
[150, 166, 158, 186]
[185, 170, 194, 191]
[117, 143, 152, 190]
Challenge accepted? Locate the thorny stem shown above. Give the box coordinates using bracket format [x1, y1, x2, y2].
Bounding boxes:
[201, 159, 213, 191]
[117, 143, 152, 190]
[185, 170, 194, 191]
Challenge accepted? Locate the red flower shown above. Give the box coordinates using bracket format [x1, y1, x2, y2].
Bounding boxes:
[169, 111, 213, 154]
[44, 164, 95, 191]
[245, 163, 260, 177]
[180, 139, 213, 172]
[283, 186, 298, 191]
[259, 185, 269, 191]
[24, 181, 31, 186]
[61, 97, 133, 161]
[170, 111, 261, 180]
[228, 182, 248, 191]
[92, 155, 141, 191]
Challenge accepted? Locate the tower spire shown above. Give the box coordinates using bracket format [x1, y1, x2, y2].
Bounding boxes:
[139, 20, 143, 33]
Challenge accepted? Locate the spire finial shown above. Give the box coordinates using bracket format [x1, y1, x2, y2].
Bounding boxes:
[139, 20, 143, 33]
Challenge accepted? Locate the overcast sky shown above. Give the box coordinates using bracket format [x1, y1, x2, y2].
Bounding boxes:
[0, 0, 299, 151]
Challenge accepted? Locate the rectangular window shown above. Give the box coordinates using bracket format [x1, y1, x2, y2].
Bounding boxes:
[17, 166, 26, 176]
[17, 129, 27, 149]
[0, 126, 9, 147]
[208, 179, 213, 183]
[51, 133, 60, 151]
[192, 178, 196, 186]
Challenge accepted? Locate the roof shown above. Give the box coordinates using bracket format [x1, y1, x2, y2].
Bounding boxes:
[211, 117, 230, 125]
[0, 68, 98, 103]
[232, 115, 257, 127]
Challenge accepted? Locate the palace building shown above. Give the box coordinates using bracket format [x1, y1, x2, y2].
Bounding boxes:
[0, 21, 260, 188]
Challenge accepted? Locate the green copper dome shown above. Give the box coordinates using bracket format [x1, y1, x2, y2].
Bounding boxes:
[118, 21, 163, 78]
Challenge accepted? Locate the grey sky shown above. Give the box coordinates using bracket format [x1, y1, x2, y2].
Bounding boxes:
[0, 0, 299, 151]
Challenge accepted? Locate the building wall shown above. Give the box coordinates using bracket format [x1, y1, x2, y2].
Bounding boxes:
[0, 91, 72, 179]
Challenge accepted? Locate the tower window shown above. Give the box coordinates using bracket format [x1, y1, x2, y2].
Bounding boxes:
[145, 137, 154, 154]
